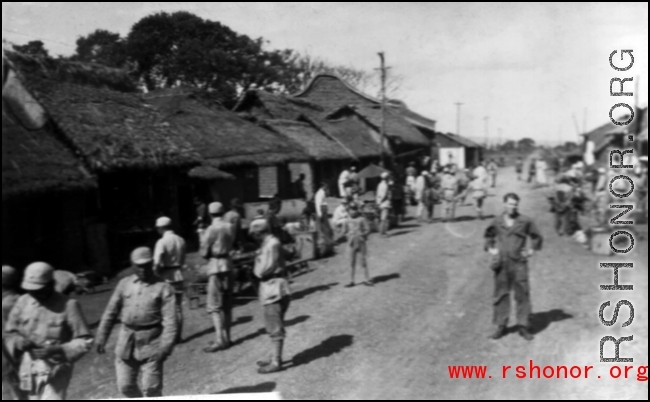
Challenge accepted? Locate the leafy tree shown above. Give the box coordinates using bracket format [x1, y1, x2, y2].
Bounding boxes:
[500, 140, 517, 151]
[72, 29, 127, 68]
[12, 41, 50, 58]
[124, 11, 299, 107]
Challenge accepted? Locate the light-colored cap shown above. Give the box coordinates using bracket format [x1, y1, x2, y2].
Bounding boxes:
[156, 216, 172, 228]
[381, 172, 390, 179]
[422, 171, 430, 176]
[209, 202, 224, 215]
[249, 219, 269, 234]
[2, 266, 20, 288]
[22, 262, 54, 291]
[131, 247, 153, 265]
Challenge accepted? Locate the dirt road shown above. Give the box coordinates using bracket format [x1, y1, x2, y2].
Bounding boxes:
[68, 168, 648, 400]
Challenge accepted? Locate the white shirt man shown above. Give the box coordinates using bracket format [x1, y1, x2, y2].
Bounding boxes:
[338, 170, 351, 198]
[473, 164, 489, 186]
[315, 186, 328, 218]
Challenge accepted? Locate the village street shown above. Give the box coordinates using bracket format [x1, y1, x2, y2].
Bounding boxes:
[67, 168, 648, 400]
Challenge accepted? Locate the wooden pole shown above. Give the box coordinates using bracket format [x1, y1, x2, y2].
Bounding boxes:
[378, 52, 387, 168]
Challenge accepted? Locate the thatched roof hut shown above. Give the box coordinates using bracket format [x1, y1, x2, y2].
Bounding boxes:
[144, 88, 308, 168]
[2, 106, 96, 200]
[316, 116, 387, 160]
[261, 119, 354, 161]
[233, 89, 325, 121]
[234, 90, 387, 159]
[326, 104, 429, 148]
[5, 51, 201, 174]
[293, 74, 433, 147]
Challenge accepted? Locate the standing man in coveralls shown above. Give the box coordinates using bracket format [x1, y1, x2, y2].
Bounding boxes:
[484, 193, 543, 341]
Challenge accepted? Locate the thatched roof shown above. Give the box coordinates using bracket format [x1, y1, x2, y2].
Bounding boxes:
[233, 89, 325, 121]
[188, 165, 235, 181]
[235, 90, 388, 158]
[145, 88, 308, 167]
[2, 106, 96, 199]
[293, 74, 382, 109]
[294, 74, 436, 141]
[5, 50, 137, 93]
[327, 105, 430, 147]
[5, 52, 201, 173]
[315, 117, 385, 159]
[262, 119, 353, 161]
[435, 132, 484, 149]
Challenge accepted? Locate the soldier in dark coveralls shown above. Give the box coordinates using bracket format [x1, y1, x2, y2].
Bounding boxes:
[484, 193, 543, 341]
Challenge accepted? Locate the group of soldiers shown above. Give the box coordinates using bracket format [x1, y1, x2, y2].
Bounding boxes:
[2, 201, 290, 399]
[401, 159, 499, 223]
[1, 154, 558, 400]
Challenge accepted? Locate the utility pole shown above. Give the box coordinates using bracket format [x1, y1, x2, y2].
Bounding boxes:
[454, 102, 464, 137]
[483, 116, 489, 148]
[377, 52, 391, 168]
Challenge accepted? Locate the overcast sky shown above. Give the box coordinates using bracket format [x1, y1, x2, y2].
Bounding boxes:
[2, 2, 648, 145]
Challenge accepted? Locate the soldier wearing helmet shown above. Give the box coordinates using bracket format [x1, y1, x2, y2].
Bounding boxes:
[4, 262, 92, 400]
[2, 266, 25, 400]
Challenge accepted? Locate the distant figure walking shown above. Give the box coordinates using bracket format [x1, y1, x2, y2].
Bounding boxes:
[528, 158, 537, 184]
[535, 159, 548, 187]
[487, 159, 499, 188]
[515, 157, 524, 181]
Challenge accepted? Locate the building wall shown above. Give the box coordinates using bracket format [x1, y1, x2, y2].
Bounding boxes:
[2, 192, 90, 273]
[99, 172, 183, 271]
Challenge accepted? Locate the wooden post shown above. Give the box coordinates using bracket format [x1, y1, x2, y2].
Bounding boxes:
[378, 52, 387, 168]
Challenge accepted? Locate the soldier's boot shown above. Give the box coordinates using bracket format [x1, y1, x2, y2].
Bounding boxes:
[204, 313, 226, 353]
[489, 325, 507, 340]
[259, 341, 284, 374]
